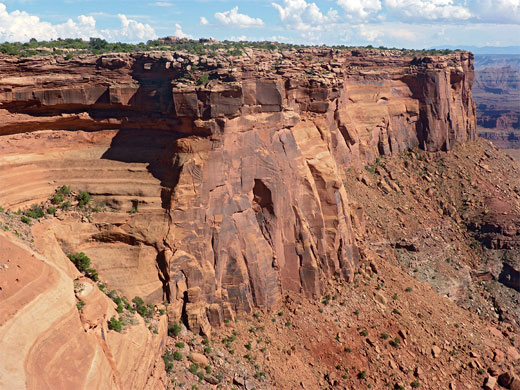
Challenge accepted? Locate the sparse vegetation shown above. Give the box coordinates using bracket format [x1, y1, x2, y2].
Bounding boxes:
[389, 337, 401, 348]
[132, 296, 153, 318]
[67, 252, 98, 281]
[197, 73, 209, 86]
[24, 204, 44, 219]
[108, 316, 123, 332]
[77, 191, 91, 207]
[52, 194, 65, 205]
[163, 350, 175, 373]
[168, 322, 182, 337]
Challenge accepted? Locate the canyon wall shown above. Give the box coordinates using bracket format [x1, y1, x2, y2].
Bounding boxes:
[0, 49, 476, 331]
[474, 55, 520, 154]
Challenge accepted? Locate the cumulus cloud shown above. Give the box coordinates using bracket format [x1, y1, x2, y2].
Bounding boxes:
[272, 0, 338, 31]
[214, 6, 264, 28]
[469, 0, 520, 23]
[200, 16, 209, 25]
[384, 0, 471, 21]
[173, 23, 191, 38]
[102, 14, 157, 41]
[0, 3, 157, 42]
[337, 0, 382, 19]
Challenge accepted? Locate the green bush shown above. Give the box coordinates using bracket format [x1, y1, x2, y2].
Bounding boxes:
[168, 322, 182, 337]
[189, 363, 199, 374]
[25, 204, 44, 219]
[389, 337, 401, 348]
[52, 194, 65, 205]
[77, 191, 91, 207]
[132, 296, 153, 318]
[175, 341, 185, 348]
[60, 201, 71, 210]
[67, 252, 98, 281]
[173, 350, 183, 361]
[47, 206, 57, 215]
[197, 73, 209, 86]
[108, 316, 122, 332]
[21, 215, 31, 224]
[58, 185, 71, 195]
[162, 350, 175, 372]
[76, 300, 86, 310]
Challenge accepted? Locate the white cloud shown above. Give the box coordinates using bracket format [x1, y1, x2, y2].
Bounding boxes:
[272, 0, 338, 31]
[173, 23, 191, 39]
[384, 0, 471, 21]
[214, 6, 264, 28]
[357, 24, 383, 41]
[150, 1, 173, 6]
[0, 3, 157, 42]
[102, 14, 157, 41]
[469, 0, 520, 23]
[337, 0, 382, 19]
[200, 16, 209, 25]
[230, 35, 247, 41]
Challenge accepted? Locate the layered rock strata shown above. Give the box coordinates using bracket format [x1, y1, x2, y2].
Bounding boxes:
[0, 49, 476, 330]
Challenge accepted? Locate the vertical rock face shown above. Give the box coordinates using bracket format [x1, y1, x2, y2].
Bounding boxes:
[0, 49, 476, 327]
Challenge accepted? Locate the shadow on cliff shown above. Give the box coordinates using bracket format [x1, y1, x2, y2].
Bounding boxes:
[101, 129, 180, 209]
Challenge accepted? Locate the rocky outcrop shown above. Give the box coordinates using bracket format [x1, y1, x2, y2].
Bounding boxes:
[0, 226, 168, 390]
[0, 49, 476, 329]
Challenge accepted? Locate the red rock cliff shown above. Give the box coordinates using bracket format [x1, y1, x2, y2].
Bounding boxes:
[0, 49, 476, 331]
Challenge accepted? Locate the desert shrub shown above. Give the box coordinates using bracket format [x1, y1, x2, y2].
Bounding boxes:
[47, 206, 57, 215]
[76, 300, 85, 310]
[67, 252, 98, 281]
[25, 204, 44, 219]
[132, 296, 153, 318]
[168, 322, 182, 337]
[21, 215, 31, 224]
[189, 363, 199, 374]
[60, 201, 71, 210]
[108, 316, 122, 332]
[175, 341, 185, 348]
[52, 194, 65, 204]
[389, 337, 401, 348]
[162, 350, 175, 372]
[77, 191, 91, 207]
[58, 185, 71, 195]
[173, 350, 183, 361]
[197, 73, 209, 85]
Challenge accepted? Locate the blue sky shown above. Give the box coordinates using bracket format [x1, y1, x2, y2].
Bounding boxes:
[0, 0, 519, 49]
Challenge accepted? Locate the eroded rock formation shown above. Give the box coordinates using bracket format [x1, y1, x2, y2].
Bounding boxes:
[0, 49, 476, 330]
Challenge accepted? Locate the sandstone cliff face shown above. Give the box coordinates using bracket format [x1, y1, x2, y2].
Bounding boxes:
[0, 49, 476, 332]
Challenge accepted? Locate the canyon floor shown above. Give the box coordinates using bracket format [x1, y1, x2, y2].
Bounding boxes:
[2, 137, 519, 390]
